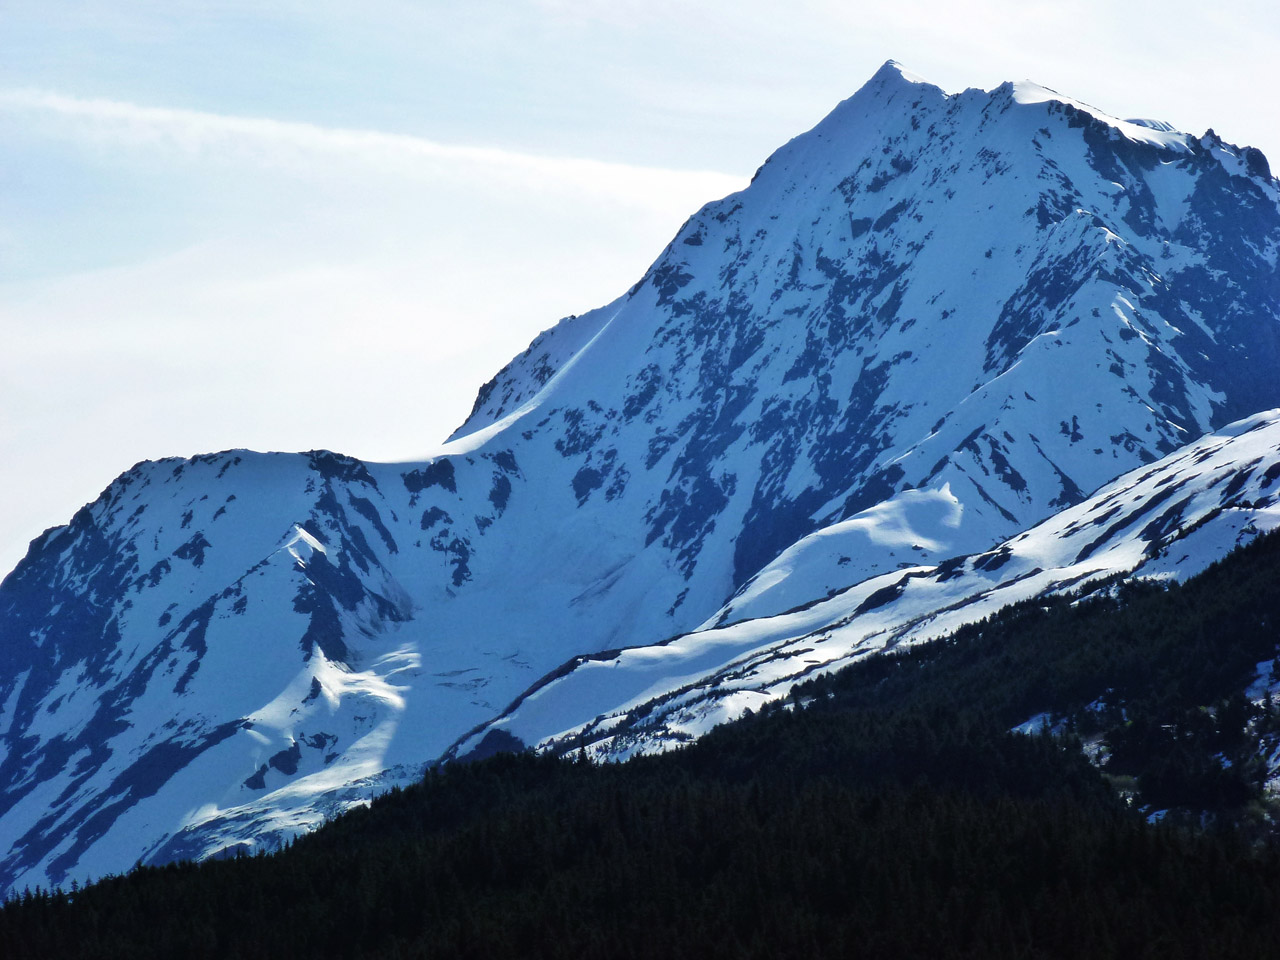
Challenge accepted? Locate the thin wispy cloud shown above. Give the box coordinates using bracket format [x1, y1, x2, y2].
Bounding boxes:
[0, 88, 745, 204]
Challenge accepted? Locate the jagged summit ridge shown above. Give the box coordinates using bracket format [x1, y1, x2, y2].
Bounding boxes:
[1, 62, 1278, 896]
[461, 60, 1278, 584]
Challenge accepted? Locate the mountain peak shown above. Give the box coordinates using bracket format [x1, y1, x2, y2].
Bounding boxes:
[848, 59, 945, 111]
[868, 59, 933, 89]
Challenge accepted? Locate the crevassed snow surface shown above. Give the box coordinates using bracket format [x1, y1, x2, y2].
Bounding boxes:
[2, 61, 1278, 895]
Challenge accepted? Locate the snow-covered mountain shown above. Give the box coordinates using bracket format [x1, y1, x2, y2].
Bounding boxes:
[2, 61, 1277, 895]
[452, 410, 1280, 763]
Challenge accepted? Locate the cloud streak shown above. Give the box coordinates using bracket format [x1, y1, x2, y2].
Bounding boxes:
[0, 88, 745, 204]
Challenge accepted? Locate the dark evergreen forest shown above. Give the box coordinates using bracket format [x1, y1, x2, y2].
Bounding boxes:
[5, 529, 1280, 959]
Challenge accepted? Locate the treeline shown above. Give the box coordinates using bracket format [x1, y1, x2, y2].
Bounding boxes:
[4, 530, 1280, 958]
[793, 524, 1280, 825]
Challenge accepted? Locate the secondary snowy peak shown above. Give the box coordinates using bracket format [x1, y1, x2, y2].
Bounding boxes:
[0, 452, 422, 887]
[2, 62, 1278, 896]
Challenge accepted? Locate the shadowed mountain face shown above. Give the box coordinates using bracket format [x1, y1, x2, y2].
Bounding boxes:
[458, 410, 1280, 763]
[2, 61, 1278, 895]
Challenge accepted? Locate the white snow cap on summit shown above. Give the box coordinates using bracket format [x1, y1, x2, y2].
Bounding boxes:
[872, 59, 933, 87]
[871, 61, 1192, 152]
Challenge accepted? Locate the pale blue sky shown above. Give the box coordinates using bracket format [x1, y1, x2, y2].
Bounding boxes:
[2, 1, 1277, 574]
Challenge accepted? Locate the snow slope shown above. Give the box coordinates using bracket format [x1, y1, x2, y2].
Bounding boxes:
[2, 61, 1278, 894]
[452, 410, 1280, 761]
